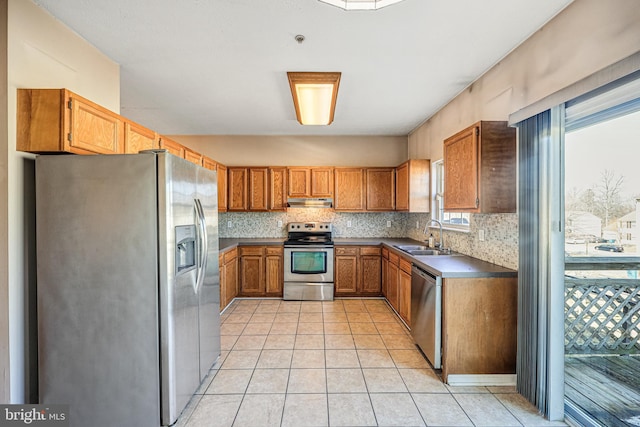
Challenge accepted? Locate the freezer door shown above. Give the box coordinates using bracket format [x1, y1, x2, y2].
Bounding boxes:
[196, 166, 221, 379]
[36, 154, 161, 427]
[158, 153, 201, 425]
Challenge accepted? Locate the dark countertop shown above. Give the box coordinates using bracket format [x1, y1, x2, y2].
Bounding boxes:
[218, 237, 516, 278]
[219, 238, 285, 251]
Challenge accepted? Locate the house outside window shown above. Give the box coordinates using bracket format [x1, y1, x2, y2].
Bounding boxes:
[432, 160, 470, 229]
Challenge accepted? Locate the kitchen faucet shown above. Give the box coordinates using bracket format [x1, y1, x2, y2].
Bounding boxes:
[424, 219, 445, 251]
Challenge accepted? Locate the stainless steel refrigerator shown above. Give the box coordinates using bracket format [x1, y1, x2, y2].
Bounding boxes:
[35, 151, 220, 427]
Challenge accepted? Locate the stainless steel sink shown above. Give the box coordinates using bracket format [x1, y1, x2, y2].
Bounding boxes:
[393, 244, 455, 256]
[406, 249, 442, 255]
[394, 245, 429, 252]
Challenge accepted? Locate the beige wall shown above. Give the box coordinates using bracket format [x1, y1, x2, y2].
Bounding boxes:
[172, 135, 408, 167]
[409, 0, 640, 160]
[1, 0, 119, 403]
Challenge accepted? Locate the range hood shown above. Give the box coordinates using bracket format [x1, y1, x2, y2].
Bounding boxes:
[287, 198, 333, 208]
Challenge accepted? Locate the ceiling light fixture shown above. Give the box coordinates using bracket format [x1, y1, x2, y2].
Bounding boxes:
[287, 72, 341, 126]
[318, 0, 406, 10]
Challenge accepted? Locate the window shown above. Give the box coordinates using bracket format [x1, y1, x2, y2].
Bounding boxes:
[432, 159, 470, 229]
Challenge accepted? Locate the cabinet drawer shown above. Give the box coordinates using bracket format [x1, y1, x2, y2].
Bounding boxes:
[389, 252, 400, 265]
[223, 247, 238, 262]
[382, 247, 389, 259]
[335, 246, 358, 256]
[360, 246, 381, 256]
[265, 246, 283, 255]
[239, 246, 264, 256]
[399, 258, 412, 274]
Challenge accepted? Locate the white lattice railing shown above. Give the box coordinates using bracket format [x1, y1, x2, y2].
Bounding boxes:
[564, 278, 640, 354]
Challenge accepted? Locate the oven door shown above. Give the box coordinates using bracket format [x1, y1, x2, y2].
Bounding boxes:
[284, 246, 334, 283]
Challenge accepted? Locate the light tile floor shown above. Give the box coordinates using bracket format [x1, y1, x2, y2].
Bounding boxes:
[176, 298, 566, 427]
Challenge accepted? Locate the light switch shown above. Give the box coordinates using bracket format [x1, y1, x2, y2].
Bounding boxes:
[386, 221, 391, 228]
[479, 229, 485, 241]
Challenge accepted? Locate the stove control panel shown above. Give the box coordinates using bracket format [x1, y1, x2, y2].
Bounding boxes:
[287, 222, 332, 232]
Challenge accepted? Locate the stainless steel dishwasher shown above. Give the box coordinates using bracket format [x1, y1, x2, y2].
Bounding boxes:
[411, 265, 442, 369]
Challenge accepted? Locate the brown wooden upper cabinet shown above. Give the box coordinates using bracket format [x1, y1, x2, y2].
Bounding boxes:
[17, 88, 124, 155]
[159, 136, 185, 158]
[217, 163, 228, 212]
[366, 168, 395, 211]
[288, 167, 334, 198]
[184, 147, 203, 166]
[395, 159, 430, 212]
[228, 167, 286, 212]
[124, 121, 158, 154]
[269, 167, 288, 211]
[202, 156, 217, 171]
[443, 121, 516, 213]
[227, 167, 249, 211]
[248, 168, 269, 211]
[334, 168, 366, 211]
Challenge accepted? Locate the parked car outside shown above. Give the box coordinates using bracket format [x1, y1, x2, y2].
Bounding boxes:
[594, 244, 624, 253]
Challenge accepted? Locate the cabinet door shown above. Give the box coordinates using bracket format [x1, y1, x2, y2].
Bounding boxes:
[381, 248, 389, 297]
[387, 261, 399, 311]
[184, 148, 203, 166]
[444, 126, 479, 210]
[310, 167, 334, 197]
[228, 167, 248, 211]
[124, 121, 157, 154]
[69, 95, 123, 154]
[225, 255, 238, 306]
[334, 168, 365, 211]
[366, 168, 395, 211]
[399, 268, 411, 326]
[217, 164, 228, 212]
[269, 167, 288, 211]
[239, 247, 265, 295]
[334, 246, 358, 294]
[360, 254, 382, 294]
[202, 156, 217, 171]
[248, 168, 269, 211]
[395, 162, 409, 211]
[160, 136, 185, 158]
[288, 167, 311, 197]
[265, 247, 283, 295]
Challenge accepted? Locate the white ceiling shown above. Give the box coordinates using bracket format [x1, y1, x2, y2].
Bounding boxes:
[33, 0, 572, 136]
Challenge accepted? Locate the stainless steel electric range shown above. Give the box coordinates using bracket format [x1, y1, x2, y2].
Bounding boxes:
[283, 222, 334, 301]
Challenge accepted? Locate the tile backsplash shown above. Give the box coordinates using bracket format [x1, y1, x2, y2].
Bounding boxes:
[406, 212, 519, 270]
[219, 210, 408, 238]
[219, 210, 518, 270]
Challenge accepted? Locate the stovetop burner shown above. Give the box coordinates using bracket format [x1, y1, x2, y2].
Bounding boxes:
[284, 222, 333, 246]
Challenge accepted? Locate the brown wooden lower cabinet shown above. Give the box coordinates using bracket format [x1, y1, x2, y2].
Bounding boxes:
[239, 245, 283, 297]
[334, 245, 381, 296]
[398, 257, 412, 326]
[385, 252, 399, 310]
[220, 248, 238, 311]
[381, 249, 411, 327]
[441, 276, 518, 382]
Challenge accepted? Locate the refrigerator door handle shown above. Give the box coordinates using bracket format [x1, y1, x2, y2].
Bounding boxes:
[194, 198, 208, 294]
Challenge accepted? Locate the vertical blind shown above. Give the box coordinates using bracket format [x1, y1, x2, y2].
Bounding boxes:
[516, 107, 565, 421]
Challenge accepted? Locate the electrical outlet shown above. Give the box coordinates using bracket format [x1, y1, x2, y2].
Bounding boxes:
[416, 221, 420, 229]
[479, 229, 485, 241]
[386, 221, 391, 228]
[227, 220, 232, 228]
[277, 220, 283, 227]
[347, 220, 352, 228]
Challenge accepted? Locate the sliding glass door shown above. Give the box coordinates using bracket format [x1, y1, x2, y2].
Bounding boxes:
[563, 76, 640, 427]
